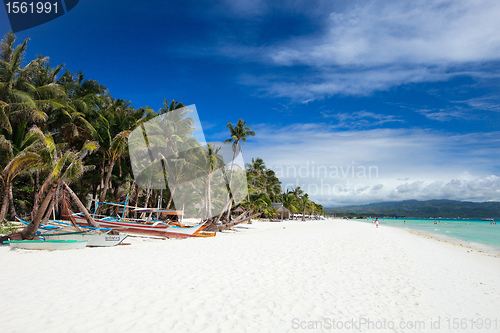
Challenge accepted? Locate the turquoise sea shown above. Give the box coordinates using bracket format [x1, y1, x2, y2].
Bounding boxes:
[357, 218, 500, 253]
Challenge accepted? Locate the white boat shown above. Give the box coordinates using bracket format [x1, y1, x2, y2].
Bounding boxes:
[5, 239, 88, 250]
[42, 232, 128, 247]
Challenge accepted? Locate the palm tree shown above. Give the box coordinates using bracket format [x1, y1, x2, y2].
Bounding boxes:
[224, 119, 255, 171]
[0, 33, 65, 134]
[248, 192, 272, 216]
[21, 139, 99, 238]
[0, 124, 45, 221]
[196, 143, 225, 219]
[98, 129, 131, 204]
[283, 193, 300, 216]
[159, 99, 185, 114]
[287, 186, 304, 198]
[300, 193, 310, 221]
[222, 119, 255, 219]
[0, 31, 31, 135]
[95, 98, 146, 206]
[246, 157, 266, 174]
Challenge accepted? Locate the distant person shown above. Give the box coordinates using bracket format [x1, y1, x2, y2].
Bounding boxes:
[404, 221, 406, 225]
[375, 218, 379, 228]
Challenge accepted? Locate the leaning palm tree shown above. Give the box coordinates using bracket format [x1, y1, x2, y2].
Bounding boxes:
[21, 139, 99, 238]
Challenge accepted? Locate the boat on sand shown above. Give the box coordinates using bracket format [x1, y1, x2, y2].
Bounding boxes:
[71, 214, 208, 239]
[42, 231, 128, 247]
[69, 197, 209, 239]
[4, 239, 88, 250]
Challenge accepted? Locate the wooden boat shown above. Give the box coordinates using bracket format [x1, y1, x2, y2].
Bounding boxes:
[192, 230, 216, 237]
[42, 231, 128, 247]
[5, 239, 88, 250]
[68, 197, 208, 239]
[16, 218, 128, 246]
[71, 214, 206, 239]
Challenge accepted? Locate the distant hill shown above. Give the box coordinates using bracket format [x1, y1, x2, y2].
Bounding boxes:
[325, 199, 500, 218]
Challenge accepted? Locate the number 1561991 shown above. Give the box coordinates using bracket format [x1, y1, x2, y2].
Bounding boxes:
[5, 2, 58, 14]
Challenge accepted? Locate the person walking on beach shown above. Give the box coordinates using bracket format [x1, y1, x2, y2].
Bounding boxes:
[375, 218, 379, 228]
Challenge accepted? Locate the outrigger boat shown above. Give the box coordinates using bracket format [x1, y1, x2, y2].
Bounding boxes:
[68, 196, 210, 239]
[15, 218, 129, 247]
[5, 239, 88, 250]
[42, 231, 128, 247]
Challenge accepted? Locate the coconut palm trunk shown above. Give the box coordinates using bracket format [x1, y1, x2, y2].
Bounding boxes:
[205, 175, 212, 219]
[63, 182, 98, 227]
[32, 170, 40, 220]
[21, 183, 58, 239]
[166, 186, 177, 210]
[8, 183, 16, 219]
[140, 186, 152, 219]
[41, 196, 55, 225]
[132, 184, 140, 219]
[96, 159, 116, 214]
[0, 184, 10, 222]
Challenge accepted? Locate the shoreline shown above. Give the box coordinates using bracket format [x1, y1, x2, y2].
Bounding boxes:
[401, 227, 500, 258]
[352, 218, 500, 257]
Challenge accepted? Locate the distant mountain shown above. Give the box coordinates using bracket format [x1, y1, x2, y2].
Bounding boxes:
[325, 199, 500, 218]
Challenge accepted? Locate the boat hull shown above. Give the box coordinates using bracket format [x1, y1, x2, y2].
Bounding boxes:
[72, 216, 205, 239]
[5, 240, 88, 250]
[42, 233, 128, 247]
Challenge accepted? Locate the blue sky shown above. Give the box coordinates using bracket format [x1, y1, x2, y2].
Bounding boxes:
[2, 0, 500, 206]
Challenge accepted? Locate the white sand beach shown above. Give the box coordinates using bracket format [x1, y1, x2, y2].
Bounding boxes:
[1, 219, 499, 333]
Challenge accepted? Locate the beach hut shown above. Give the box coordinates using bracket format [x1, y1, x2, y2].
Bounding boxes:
[272, 203, 290, 221]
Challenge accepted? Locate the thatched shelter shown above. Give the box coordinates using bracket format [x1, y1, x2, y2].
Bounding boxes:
[272, 203, 290, 221]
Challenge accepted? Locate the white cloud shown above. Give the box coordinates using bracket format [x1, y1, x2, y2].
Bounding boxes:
[389, 176, 500, 202]
[456, 95, 500, 112]
[416, 107, 471, 121]
[241, 123, 500, 206]
[322, 110, 405, 128]
[270, 0, 500, 67]
[227, 0, 500, 100]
